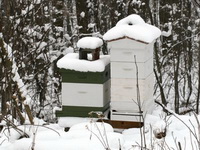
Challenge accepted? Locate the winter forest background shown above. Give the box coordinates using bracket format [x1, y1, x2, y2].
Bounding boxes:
[0, 0, 200, 125]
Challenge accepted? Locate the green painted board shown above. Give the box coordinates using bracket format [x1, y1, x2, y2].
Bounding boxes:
[60, 64, 110, 84]
[56, 103, 110, 117]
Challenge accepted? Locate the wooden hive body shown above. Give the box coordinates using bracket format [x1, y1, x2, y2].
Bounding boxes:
[108, 38, 155, 122]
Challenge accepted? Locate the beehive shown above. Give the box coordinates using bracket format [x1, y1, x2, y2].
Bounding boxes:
[103, 14, 161, 121]
[56, 37, 111, 117]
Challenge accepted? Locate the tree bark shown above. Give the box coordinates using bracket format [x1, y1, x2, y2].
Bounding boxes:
[76, 0, 89, 34]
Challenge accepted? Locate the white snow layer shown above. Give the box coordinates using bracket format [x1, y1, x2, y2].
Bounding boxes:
[77, 37, 103, 49]
[58, 117, 98, 127]
[116, 14, 145, 26]
[2, 109, 200, 150]
[57, 53, 110, 72]
[103, 14, 161, 43]
[0, 122, 123, 150]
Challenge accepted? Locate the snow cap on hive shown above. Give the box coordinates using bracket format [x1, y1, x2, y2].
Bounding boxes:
[57, 53, 110, 72]
[77, 37, 103, 49]
[103, 14, 161, 44]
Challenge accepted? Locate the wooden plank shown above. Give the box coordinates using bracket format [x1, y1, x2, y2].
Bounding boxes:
[97, 119, 143, 129]
[55, 104, 110, 117]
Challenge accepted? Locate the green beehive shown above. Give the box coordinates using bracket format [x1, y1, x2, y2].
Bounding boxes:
[56, 37, 110, 118]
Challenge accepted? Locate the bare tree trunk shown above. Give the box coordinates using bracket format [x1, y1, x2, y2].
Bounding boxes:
[153, 0, 167, 106]
[0, 38, 12, 119]
[196, 38, 200, 114]
[174, 53, 180, 114]
[76, 0, 89, 34]
[145, 0, 154, 25]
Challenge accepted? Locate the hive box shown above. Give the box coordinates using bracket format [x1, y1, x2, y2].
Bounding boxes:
[61, 80, 110, 107]
[60, 64, 110, 84]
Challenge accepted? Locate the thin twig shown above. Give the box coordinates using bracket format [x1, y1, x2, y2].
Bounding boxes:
[172, 132, 179, 150]
[134, 55, 147, 149]
[155, 100, 199, 142]
[192, 112, 200, 148]
[17, 124, 61, 137]
[2, 117, 30, 138]
[0, 139, 6, 146]
[94, 122, 110, 149]
[86, 126, 107, 149]
[31, 126, 39, 150]
[190, 132, 194, 150]
[178, 142, 182, 150]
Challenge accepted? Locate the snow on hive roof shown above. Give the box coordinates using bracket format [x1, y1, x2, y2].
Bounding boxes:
[103, 14, 161, 44]
[77, 37, 103, 49]
[116, 14, 145, 26]
[57, 53, 110, 72]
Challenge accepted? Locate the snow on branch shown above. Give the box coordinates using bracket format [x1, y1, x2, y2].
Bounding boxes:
[1, 39, 34, 124]
[4, 43, 31, 105]
[161, 23, 172, 37]
[192, 0, 200, 8]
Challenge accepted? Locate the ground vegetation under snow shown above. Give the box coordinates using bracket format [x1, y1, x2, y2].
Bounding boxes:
[1, 106, 200, 150]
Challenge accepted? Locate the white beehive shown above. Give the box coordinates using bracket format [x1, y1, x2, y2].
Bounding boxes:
[103, 14, 161, 122]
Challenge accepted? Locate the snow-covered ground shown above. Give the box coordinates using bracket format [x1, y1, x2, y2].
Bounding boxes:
[1, 105, 200, 150]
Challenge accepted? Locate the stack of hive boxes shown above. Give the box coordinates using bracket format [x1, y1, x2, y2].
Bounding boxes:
[103, 14, 161, 122]
[56, 37, 111, 118]
[109, 39, 154, 121]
